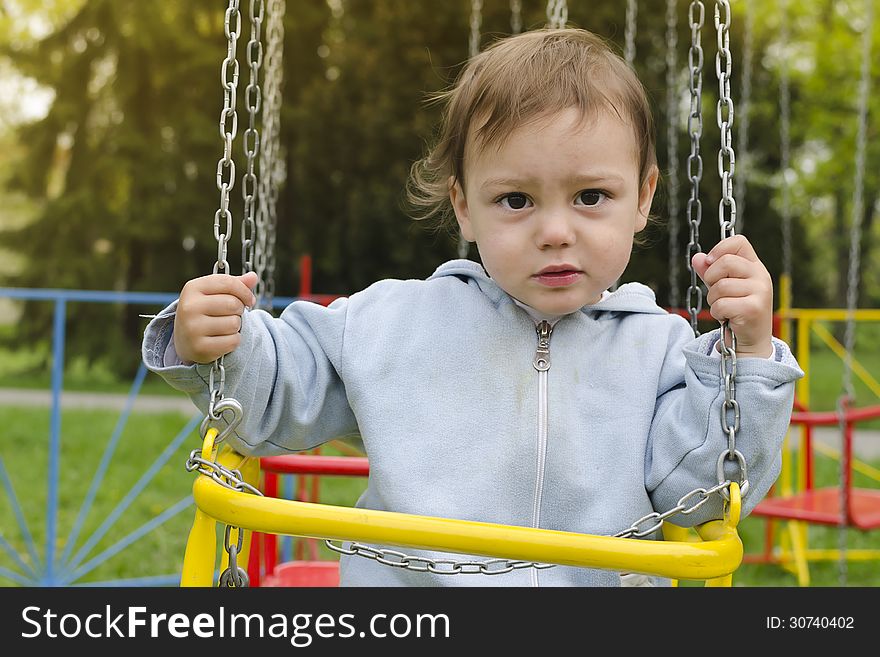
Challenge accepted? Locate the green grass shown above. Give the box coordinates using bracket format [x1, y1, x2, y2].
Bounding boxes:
[0, 404, 368, 586]
[0, 407, 198, 585]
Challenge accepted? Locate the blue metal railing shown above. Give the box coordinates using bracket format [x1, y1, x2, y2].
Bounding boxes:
[0, 287, 301, 586]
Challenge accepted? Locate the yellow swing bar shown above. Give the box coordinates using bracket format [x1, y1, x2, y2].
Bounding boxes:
[182, 431, 743, 586]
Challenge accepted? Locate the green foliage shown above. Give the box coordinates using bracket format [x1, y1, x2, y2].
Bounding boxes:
[0, 0, 878, 378]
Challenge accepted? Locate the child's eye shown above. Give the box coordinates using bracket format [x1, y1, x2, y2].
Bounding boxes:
[576, 190, 606, 207]
[498, 193, 531, 210]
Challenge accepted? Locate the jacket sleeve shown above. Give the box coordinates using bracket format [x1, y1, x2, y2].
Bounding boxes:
[141, 296, 359, 456]
[644, 320, 804, 526]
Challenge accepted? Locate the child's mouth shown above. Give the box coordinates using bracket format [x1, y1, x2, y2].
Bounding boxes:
[533, 270, 583, 287]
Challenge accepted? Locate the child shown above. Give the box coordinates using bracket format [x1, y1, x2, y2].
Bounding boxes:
[142, 28, 802, 586]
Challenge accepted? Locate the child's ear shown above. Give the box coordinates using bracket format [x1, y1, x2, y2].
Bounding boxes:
[449, 177, 475, 242]
[635, 165, 659, 232]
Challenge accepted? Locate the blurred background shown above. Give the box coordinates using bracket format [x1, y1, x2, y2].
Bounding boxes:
[1, 0, 879, 588]
[0, 0, 877, 380]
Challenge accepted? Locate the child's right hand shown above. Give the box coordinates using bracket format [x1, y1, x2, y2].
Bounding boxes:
[173, 271, 259, 364]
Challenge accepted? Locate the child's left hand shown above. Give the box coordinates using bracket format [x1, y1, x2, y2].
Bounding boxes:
[691, 235, 774, 358]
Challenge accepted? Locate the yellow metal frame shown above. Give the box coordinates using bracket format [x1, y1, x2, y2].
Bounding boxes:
[182, 430, 744, 587]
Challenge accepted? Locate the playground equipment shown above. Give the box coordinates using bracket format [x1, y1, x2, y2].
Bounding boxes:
[178, 0, 755, 589]
[745, 0, 880, 586]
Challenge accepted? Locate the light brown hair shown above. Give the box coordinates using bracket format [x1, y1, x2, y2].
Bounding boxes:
[407, 28, 658, 233]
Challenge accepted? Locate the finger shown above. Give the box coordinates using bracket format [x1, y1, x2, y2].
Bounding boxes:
[701, 253, 761, 287]
[707, 295, 767, 326]
[187, 314, 244, 337]
[705, 234, 759, 264]
[188, 274, 257, 308]
[691, 252, 710, 280]
[239, 271, 259, 292]
[195, 293, 247, 318]
[705, 278, 756, 306]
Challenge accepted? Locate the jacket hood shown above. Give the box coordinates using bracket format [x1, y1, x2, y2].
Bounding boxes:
[428, 259, 668, 316]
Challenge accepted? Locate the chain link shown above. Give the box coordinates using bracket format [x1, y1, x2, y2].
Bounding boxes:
[685, 1, 705, 335]
[778, 0, 792, 280]
[242, 0, 264, 278]
[546, 0, 568, 29]
[734, 0, 753, 234]
[715, 0, 736, 239]
[624, 0, 638, 66]
[613, 481, 732, 539]
[254, 0, 285, 308]
[510, 0, 522, 34]
[838, 0, 874, 587]
[215, 0, 242, 277]
[186, 450, 265, 497]
[219, 525, 251, 587]
[326, 478, 738, 576]
[666, 0, 681, 309]
[457, 0, 484, 261]
[326, 540, 556, 575]
[713, 0, 747, 499]
[207, 0, 245, 421]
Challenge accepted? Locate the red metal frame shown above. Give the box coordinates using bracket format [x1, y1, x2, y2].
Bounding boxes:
[247, 454, 370, 587]
[750, 401, 880, 530]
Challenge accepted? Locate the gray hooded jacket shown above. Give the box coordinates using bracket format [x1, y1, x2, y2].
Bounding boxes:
[142, 259, 803, 586]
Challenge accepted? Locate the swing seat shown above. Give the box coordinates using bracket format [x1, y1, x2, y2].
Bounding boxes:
[252, 453, 370, 587]
[751, 404, 880, 531]
[261, 560, 340, 587]
[752, 488, 880, 529]
[182, 429, 745, 587]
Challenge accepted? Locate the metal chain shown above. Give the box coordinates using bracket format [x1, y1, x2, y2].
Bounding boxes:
[779, 0, 791, 278]
[510, 0, 522, 34]
[326, 540, 556, 575]
[666, 0, 681, 309]
[192, 0, 259, 588]
[255, 0, 285, 309]
[715, 0, 736, 239]
[734, 0, 753, 235]
[613, 481, 733, 538]
[469, 0, 482, 58]
[186, 450, 265, 497]
[714, 0, 747, 501]
[624, 0, 638, 66]
[186, 448, 264, 587]
[208, 0, 244, 422]
[546, 0, 568, 29]
[242, 0, 264, 278]
[685, 1, 705, 335]
[219, 525, 250, 587]
[326, 480, 739, 575]
[779, 0, 792, 281]
[838, 0, 874, 588]
[458, 0, 483, 260]
[215, 0, 242, 278]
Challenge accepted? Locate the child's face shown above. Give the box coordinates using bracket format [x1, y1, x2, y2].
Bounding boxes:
[451, 107, 657, 316]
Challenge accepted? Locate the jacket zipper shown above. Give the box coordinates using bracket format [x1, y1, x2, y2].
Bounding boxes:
[531, 319, 553, 587]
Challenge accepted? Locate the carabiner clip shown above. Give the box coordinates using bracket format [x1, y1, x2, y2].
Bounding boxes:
[200, 397, 244, 446]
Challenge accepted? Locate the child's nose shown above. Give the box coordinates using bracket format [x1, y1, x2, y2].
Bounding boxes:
[536, 211, 577, 249]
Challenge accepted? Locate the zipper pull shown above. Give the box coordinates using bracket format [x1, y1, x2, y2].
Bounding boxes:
[533, 320, 553, 371]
